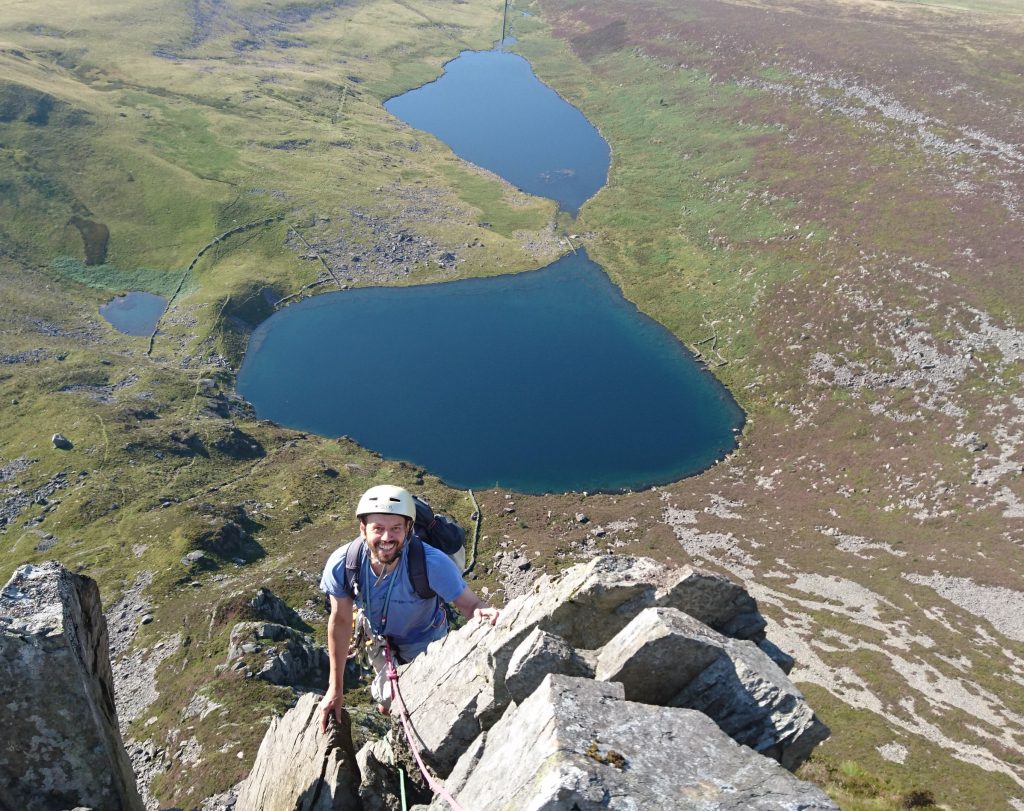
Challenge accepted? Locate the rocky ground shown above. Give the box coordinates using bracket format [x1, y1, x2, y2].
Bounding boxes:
[283, 175, 563, 291]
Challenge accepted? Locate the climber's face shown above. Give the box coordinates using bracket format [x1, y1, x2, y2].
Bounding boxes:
[361, 513, 410, 567]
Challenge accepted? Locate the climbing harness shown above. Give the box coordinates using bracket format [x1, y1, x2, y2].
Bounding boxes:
[384, 640, 468, 811]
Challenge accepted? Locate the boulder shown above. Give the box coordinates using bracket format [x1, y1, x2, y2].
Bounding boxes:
[672, 635, 830, 771]
[51, 432, 73, 450]
[0, 562, 144, 811]
[236, 693, 360, 811]
[183, 549, 212, 569]
[594, 607, 723, 705]
[595, 607, 829, 770]
[432, 675, 839, 810]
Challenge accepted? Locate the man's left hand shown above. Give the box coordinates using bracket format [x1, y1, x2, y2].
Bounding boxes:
[474, 606, 500, 625]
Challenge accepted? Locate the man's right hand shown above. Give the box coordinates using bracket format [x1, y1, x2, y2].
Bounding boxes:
[322, 594, 354, 733]
[318, 686, 345, 734]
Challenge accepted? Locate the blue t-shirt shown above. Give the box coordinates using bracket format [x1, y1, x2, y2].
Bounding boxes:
[320, 538, 467, 661]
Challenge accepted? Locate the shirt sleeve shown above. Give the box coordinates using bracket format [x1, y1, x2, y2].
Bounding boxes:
[320, 542, 356, 599]
[423, 544, 468, 602]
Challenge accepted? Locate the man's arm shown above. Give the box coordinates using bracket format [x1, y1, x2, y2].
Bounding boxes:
[452, 586, 500, 625]
[319, 594, 354, 733]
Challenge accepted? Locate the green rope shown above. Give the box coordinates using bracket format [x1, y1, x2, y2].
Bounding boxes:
[399, 766, 408, 811]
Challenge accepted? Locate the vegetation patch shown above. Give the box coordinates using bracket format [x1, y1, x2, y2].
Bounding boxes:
[50, 257, 185, 298]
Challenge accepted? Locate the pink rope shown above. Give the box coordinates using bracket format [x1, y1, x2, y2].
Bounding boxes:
[385, 642, 468, 811]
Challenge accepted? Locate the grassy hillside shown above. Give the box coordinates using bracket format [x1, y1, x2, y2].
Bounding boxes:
[505, 0, 1024, 807]
[2, 0, 1023, 808]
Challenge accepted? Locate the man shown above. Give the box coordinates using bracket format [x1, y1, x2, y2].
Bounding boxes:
[319, 484, 499, 732]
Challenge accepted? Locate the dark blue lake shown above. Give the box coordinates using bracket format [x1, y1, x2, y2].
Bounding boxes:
[384, 50, 609, 215]
[237, 251, 743, 493]
[99, 291, 167, 336]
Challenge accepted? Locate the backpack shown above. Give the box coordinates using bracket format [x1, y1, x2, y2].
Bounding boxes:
[342, 496, 466, 601]
[412, 495, 465, 556]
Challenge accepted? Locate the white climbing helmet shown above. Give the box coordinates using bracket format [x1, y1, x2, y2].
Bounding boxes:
[356, 484, 416, 522]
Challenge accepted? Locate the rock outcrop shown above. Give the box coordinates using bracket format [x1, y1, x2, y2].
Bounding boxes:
[236, 692, 360, 811]
[248, 586, 308, 629]
[243, 556, 835, 810]
[225, 620, 328, 686]
[595, 606, 828, 769]
[0, 561, 144, 811]
[51, 432, 73, 450]
[504, 627, 592, 703]
[392, 555, 802, 778]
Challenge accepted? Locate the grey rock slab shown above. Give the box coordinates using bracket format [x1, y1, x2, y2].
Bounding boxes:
[522, 556, 767, 649]
[672, 635, 830, 771]
[430, 674, 839, 811]
[656, 566, 766, 640]
[356, 738, 399, 811]
[594, 606, 725, 706]
[0, 561, 144, 811]
[236, 692, 360, 811]
[518, 555, 675, 650]
[394, 626, 499, 776]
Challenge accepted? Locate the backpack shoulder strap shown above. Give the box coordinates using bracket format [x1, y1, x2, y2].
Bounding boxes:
[325, 541, 363, 614]
[344, 540, 364, 598]
[406, 535, 437, 600]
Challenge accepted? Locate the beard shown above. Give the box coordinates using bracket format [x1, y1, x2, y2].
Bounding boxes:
[369, 538, 404, 567]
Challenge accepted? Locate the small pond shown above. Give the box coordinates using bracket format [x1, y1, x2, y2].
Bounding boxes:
[237, 251, 743, 493]
[384, 50, 610, 215]
[99, 291, 167, 336]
